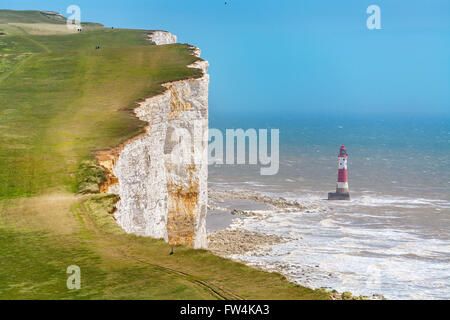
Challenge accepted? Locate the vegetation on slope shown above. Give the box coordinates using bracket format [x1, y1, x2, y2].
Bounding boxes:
[0, 10, 67, 24]
[0, 20, 200, 198]
[0, 10, 329, 300]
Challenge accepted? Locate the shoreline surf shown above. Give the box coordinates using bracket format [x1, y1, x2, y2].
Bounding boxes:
[207, 186, 450, 300]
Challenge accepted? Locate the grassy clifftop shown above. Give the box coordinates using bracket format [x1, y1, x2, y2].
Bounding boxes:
[0, 10, 103, 36]
[0, 10, 67, 24]
[0, 10, 328, 300]
[0, 10, 201, 198]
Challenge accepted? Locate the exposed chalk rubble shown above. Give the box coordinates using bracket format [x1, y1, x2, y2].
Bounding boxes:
[208, 229, 288, 256]
[148, 31, 178, 45]
[97, 33, 209, 249]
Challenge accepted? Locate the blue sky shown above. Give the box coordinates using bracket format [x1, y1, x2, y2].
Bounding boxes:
[3, 0, 450, 118]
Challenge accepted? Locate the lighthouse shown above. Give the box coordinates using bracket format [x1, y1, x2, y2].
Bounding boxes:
[328, 145, 350, 200]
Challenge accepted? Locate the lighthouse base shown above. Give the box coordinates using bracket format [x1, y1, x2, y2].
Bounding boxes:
[328, 192, 350, 200]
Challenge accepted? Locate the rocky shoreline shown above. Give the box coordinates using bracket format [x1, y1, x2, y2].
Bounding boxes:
[209, 188, 328, 213]
[207, 187, 386, 300]
[207, 187, 325, 257]
[208, 229, 288, 256]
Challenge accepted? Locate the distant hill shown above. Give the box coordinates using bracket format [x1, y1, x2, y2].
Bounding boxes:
[0, 9, 103, 28]
[0, 9, 66, 24]
[0, 9, 103, 36]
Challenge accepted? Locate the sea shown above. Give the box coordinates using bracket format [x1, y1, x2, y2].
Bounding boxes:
[208, 113, 449, 300]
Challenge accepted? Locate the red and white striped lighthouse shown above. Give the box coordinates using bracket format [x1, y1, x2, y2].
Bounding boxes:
[328, 145, 350, 200]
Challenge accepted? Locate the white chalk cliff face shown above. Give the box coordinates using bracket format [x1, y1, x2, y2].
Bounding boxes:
[148, 31, 178, 45]
[100, 32, 209, 249]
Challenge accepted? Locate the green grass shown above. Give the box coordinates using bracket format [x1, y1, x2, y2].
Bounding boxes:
[0, 194, 328, 299]
[0, 27, 200, 198]
[0, 10, 66, 25]
[0, 10, 329, 300]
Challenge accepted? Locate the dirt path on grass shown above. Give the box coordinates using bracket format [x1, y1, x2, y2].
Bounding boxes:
[1, 191, 328, 299]
[75, 194, 244, 300]
[118, 251, 244, 300]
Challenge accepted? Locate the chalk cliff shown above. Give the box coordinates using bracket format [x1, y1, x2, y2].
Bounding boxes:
[97, 32, 209, 249]
[148, 31, 178, 45]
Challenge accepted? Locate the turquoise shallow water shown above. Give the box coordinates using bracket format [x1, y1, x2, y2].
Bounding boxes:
[209, 114, 450, 299]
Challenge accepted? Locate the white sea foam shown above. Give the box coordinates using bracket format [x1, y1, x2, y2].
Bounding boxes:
[221, 186, 450, 299]
[333, 195, 450, 209]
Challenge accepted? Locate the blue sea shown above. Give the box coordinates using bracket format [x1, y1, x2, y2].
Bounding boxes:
[209, 114, 449, 299]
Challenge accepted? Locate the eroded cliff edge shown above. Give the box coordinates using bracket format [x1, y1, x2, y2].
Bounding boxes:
[96, 31, 209, 249]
